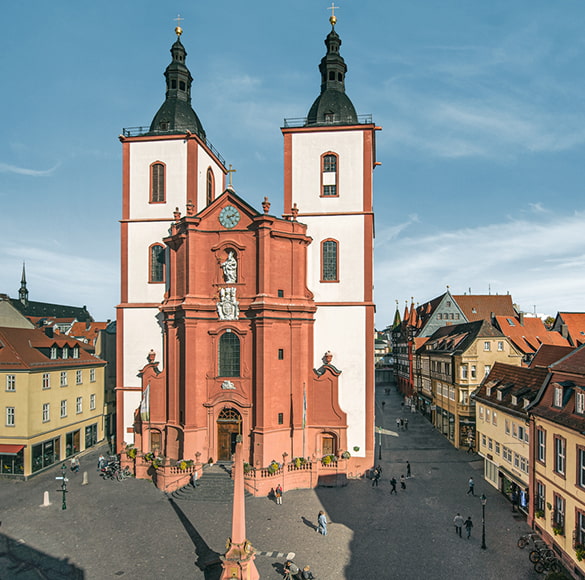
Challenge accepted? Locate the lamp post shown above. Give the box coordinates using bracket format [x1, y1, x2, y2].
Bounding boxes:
[480, 494, 487, 550]
[56, 463, 68, 510]
[378, 426, 382, 460]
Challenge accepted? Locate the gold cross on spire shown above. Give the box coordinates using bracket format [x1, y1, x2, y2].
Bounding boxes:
[328, 2, 339, 26]
[174, 14, 183, 36]
[227, 164, 236, 188]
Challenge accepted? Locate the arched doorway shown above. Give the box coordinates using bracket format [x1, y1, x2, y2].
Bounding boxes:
[321, 432, 337, 456]
[217, 408, 242, 461]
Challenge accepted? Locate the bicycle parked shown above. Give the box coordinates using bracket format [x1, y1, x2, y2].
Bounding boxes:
[529, 543, 555, 564]
[534, 553, 562, 574]
[517, 532, 540, 549]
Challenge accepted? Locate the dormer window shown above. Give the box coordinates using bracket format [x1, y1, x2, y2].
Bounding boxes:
[554, 387, 563, 408]
[576, 390, 585, 414]
[497, 390, 502, 401]
[486, 386, 492, 396]
[73, 346, 79, 359]
[50, 346, 57, 360]
[523, 398, 530, 409]
[511, 395, 518, 406]
[62, 347, 69, 359]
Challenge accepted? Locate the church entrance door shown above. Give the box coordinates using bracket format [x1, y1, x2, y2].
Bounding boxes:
[217, 408, 242, 461]
[322, 435, 335, 456]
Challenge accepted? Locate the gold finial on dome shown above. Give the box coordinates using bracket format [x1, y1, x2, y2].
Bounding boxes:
[174, 14, 183, 37]
[328, 2, 339, 26]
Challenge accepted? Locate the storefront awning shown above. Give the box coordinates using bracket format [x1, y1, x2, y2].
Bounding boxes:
[498, 465, 527, 489]
[0, 444, 25, 455]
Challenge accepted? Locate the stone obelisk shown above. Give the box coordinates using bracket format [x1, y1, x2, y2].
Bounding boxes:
[220, 435, 260, 579]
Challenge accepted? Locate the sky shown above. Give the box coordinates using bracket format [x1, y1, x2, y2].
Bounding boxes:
[1, 1, 585, 328]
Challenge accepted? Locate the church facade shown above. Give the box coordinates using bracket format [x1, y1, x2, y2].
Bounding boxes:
[116, 16, 378, 486]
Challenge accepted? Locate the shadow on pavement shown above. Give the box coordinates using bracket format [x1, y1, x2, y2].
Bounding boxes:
[167, 497, 223, 580]
[0, 532, 84, 579]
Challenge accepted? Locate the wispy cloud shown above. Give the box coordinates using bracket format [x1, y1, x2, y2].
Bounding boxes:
[0, 162, 59, 176]
[375, 210, 585, 326]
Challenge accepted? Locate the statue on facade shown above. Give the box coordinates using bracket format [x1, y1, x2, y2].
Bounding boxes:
[221, 251, 237, 283]
[217, 287, 240, 320]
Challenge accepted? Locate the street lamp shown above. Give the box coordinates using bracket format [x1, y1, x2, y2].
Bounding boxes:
[378, 426, 382, 460]
[480, 494, 487, 550]
[56, 463, 68, 510]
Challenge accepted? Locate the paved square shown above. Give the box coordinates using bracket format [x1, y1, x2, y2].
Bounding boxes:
[0, 386, 542, 579]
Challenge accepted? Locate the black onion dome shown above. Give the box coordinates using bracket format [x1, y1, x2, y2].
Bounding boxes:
[306, 25, 358, 126]
[149, 37, 206, 137]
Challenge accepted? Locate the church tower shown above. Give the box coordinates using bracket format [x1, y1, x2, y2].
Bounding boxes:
[281, 12, 378, 464]
[117, 25, 227, 446]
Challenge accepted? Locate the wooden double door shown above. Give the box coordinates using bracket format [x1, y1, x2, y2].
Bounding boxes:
[217, 408, 242, 461]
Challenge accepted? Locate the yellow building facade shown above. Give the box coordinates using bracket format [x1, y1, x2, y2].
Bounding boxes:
[0, 327, 106, 478]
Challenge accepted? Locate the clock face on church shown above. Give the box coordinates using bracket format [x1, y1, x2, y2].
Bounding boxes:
[219, 205, 241, 229]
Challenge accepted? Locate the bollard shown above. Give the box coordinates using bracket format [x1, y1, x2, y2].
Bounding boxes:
[82, 471, 89, 485]
[41, 491, 51, 507]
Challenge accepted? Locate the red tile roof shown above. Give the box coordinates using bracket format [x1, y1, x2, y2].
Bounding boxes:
[0, 326, 105, 370]
[495, 315, 569, 355]
[556, 312, 585, 346]
[69, 321, 108, 344]
[529, 345, 575, 369]
[453, 294, 516, 321]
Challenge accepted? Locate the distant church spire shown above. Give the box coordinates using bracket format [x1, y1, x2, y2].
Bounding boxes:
[149, 23, 206, 137]
[306, 8, 358, 126]
[19, 262, 29, 306]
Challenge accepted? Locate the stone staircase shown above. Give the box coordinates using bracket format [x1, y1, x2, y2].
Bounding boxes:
[170, 463, 248, 503]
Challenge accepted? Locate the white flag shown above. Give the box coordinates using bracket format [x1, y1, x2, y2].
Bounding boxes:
[140, 384, 150, 422]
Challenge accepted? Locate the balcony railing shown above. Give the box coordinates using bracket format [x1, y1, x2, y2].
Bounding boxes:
[121, 126, 226, 166]
[282, 114, 373, 128]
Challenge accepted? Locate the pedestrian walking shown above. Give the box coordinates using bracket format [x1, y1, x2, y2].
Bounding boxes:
[406, 461, 411, 478]
[275, 484, 283, 504]
[400, 474, 406, 490]
[192, 469, 199, 487]
[467, 477, 475, 496]
[372, 468, 380, 487]
[376, 464, 383, 475]
[467, 438, 474, 454]
[97, 454, 105, 470]
[317, 510, 328, 536]
[301, 565, 314, 579]
[284, 559, 300, 579]
[464, 516, 473, 539]
[390, 477, 397, 494]
[396, 418, 400, 431]
[511, 490, 519, 512]
[453, 513, 464, 537]
[404, 418, 408, 430]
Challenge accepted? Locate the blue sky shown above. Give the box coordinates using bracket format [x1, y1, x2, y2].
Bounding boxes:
[1, 1, 585, 328]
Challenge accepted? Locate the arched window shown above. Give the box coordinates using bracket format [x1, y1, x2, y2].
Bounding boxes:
[149, 244, 165, 283]
[321, 239, 339, 282]
[206, 168, 215, 206]
[321, 153, 338, 196]
[150, 162, 166, 203]
[218, 332, 240, 377]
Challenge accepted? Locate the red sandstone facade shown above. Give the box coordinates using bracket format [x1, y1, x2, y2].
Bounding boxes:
[131, 190, 349, 478]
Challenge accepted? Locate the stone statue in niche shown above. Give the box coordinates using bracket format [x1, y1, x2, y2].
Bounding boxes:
[221, 251, 237, 283]
[221, 380, 236, 390]
[217, 287, 239, 320]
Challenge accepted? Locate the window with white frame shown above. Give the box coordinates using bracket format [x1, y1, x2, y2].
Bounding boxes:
[554, 436, 566, 475]
[578, 448, 585, 489]
[461, 364, 468, 379]
[518, 424, 525, 441]
[495, 441, 500, 455]
[479, 405, 484, 420]
[76, 397, 82, 414]
[576, 391, 585, 414]
[6, 407, 15, 426]
[537, 428, 546, 463]
[449, 386, 455, 401]
[484, 341, 491, 351]
[483, 365, 490, 377]
[554, 387, 563, 407]
[6, 375, 15, 391]
[76, 370, 83, 385]
[90, 368, 96, 383]
[503, 446, 512, 462]
[486, 408, 491, 422]
[554, 494, 565, 531]
[42, 403, 50, 422]
[471, 365, 477, 379]
[73, 346, 79, 359]
[505, 419, 511, 434]
[90, 394, 96, 410]
[60, 371, 67, 387]
[497, 341, 504, 351]
[62, 346, 69, 359]
[482, 434, 487, 447]
[536, 481, 545, 512]
[60, 400, 67, 418]
[488, 437, 493, 451]
[492, 411, 497, 425]
[42, 373, 50, 389]
[50, 346, 57, 359]
[577, 510, 585, 546]
[460, 390, 469, 405]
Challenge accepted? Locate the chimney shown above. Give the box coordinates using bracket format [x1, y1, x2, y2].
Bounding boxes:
[561, 324, 568, 339]
[519, 312, 525, 326]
